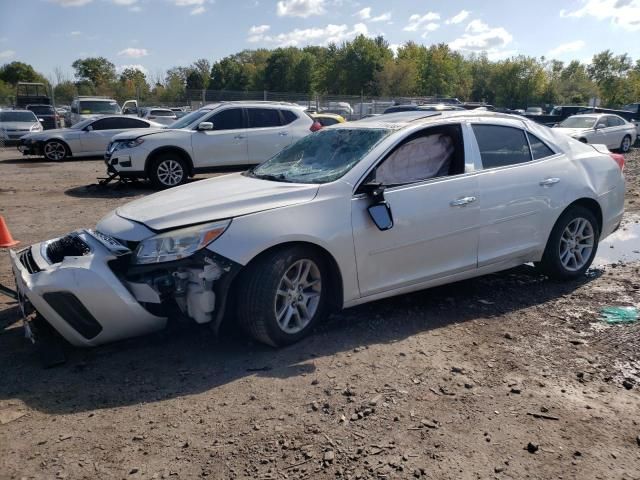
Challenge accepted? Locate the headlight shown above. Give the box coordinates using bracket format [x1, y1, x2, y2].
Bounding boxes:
[112, 138, 144, 152]
[133, 219, 231, 264]
[31, 124, 42, 132]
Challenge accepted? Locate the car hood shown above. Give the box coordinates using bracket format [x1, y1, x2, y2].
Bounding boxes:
[554, 127, 592, 136]
[0, 121, 39, 131]
[111, 128, 183, 141]
[116, 173, 320, 231]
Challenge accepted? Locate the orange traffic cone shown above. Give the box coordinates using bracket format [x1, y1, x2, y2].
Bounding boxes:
[0, 216, 19, 248]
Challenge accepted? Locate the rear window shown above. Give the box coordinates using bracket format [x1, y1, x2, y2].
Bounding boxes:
[150, 110, 174, 117]
[248, 108, 281, 128]
[472, 124, 532, 168]
[28, 105, 54, 114]
[317, 117, 339, 126]
[79, 100, 120, 114]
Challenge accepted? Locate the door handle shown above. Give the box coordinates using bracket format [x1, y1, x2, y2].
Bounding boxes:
[450, 196, 477, 207]
[234, 135, 246, 140]
[278, 131, 289, 136]
[539, 177, 560, 186]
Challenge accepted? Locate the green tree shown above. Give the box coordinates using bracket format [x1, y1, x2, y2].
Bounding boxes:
[558, 61, 597, 104]
[0, 79, 14, 105]
[0, 61, 45, 85]
[374, 57, 419, 97]
[53, 81, 78, 104]
[588, 50, 634, 106]
[118, 67, 150, 100]
[71, 57, 116, 86]
[419, 44, 470, 99]
[336, 35, 392, 95]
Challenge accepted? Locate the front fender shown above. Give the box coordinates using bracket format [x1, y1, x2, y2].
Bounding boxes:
[208, 190, 360, 305]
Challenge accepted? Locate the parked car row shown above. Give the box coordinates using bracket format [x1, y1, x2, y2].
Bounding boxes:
[10, 109, 626, 350]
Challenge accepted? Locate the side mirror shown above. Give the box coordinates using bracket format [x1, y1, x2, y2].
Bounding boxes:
[85, 125, 93, 132]
[368, 203, 394, 231]
[595, 123, 606, 130]
[361, 182, 394, 231]
[198, 121, 213, 131]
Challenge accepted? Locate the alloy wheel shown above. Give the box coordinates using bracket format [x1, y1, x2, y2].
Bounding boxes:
[274, 259, 322, 334]
[621, 136, 631, 152]
[559, 217, 595, 271]
[156, 159, 184, 186]
[44, 142, 66, 161]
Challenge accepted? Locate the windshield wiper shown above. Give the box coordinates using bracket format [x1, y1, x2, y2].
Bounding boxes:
[255, 173, 289, 182]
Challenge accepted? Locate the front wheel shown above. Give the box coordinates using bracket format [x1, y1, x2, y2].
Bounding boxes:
[43, 140, 68, 161]
[619, 135, 632, 153]
[536, 205, 599, 280]
[149, 153, 188, 189]
[237, 246, 330, 347]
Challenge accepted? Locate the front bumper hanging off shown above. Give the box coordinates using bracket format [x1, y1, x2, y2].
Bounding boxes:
[10, 231, 167, 347]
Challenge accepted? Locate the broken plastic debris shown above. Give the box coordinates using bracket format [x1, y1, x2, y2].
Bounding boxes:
[600, 307, 638, 324]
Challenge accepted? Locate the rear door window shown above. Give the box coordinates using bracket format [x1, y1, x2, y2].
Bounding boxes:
[472, 124, 532, 168]
[248, 108, 281, 128]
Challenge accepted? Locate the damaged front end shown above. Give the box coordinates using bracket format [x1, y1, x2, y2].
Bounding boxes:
[10, 219, 240, 348]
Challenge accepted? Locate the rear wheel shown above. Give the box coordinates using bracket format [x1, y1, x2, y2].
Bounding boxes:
[43, 140, 69, 161]
[536, 205, 599, 280]
[149, 153, 188, 189]
[237, 246, 329, 347]
[619, 135, 632, 153]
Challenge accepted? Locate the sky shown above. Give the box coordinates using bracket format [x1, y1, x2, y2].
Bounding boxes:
[0, 0, 639, 81]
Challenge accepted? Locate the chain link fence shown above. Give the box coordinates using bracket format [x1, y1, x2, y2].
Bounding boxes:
[180, 89, 461, 120]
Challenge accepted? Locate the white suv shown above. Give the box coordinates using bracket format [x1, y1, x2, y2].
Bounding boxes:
[105, 102, 317, 189]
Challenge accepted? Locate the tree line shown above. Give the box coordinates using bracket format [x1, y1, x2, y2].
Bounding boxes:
[1, 35, 639, 109]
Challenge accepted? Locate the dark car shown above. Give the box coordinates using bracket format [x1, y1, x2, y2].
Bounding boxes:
[26, 104, 59, 130]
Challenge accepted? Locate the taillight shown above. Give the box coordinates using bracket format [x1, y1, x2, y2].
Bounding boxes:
[310, 121, 322, 132]
[610, 153, 625, 171]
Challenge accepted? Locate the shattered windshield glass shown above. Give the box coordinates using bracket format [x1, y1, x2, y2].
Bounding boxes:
[249, 128, 390, 184]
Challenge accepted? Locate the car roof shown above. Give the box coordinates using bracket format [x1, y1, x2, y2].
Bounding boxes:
[201, 101, 306, 110]
[340, 110, 531, 130]
[77, 97, 117, 101]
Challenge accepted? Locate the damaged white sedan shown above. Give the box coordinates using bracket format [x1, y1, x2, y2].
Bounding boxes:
[10, 111, 625, 349]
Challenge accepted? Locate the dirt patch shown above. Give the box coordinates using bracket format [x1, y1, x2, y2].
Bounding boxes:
[0, 147, 639, 479]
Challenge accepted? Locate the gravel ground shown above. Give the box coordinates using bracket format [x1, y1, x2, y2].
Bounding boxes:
[0, 146, 639, 480]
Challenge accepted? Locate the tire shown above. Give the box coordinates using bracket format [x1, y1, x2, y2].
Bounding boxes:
[236, 246, 330, 347]
[619, 135, 632, 153]
[149, 152, 188, 189]
[43, 140, 69, 161]
[536, 205, 600, 280]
